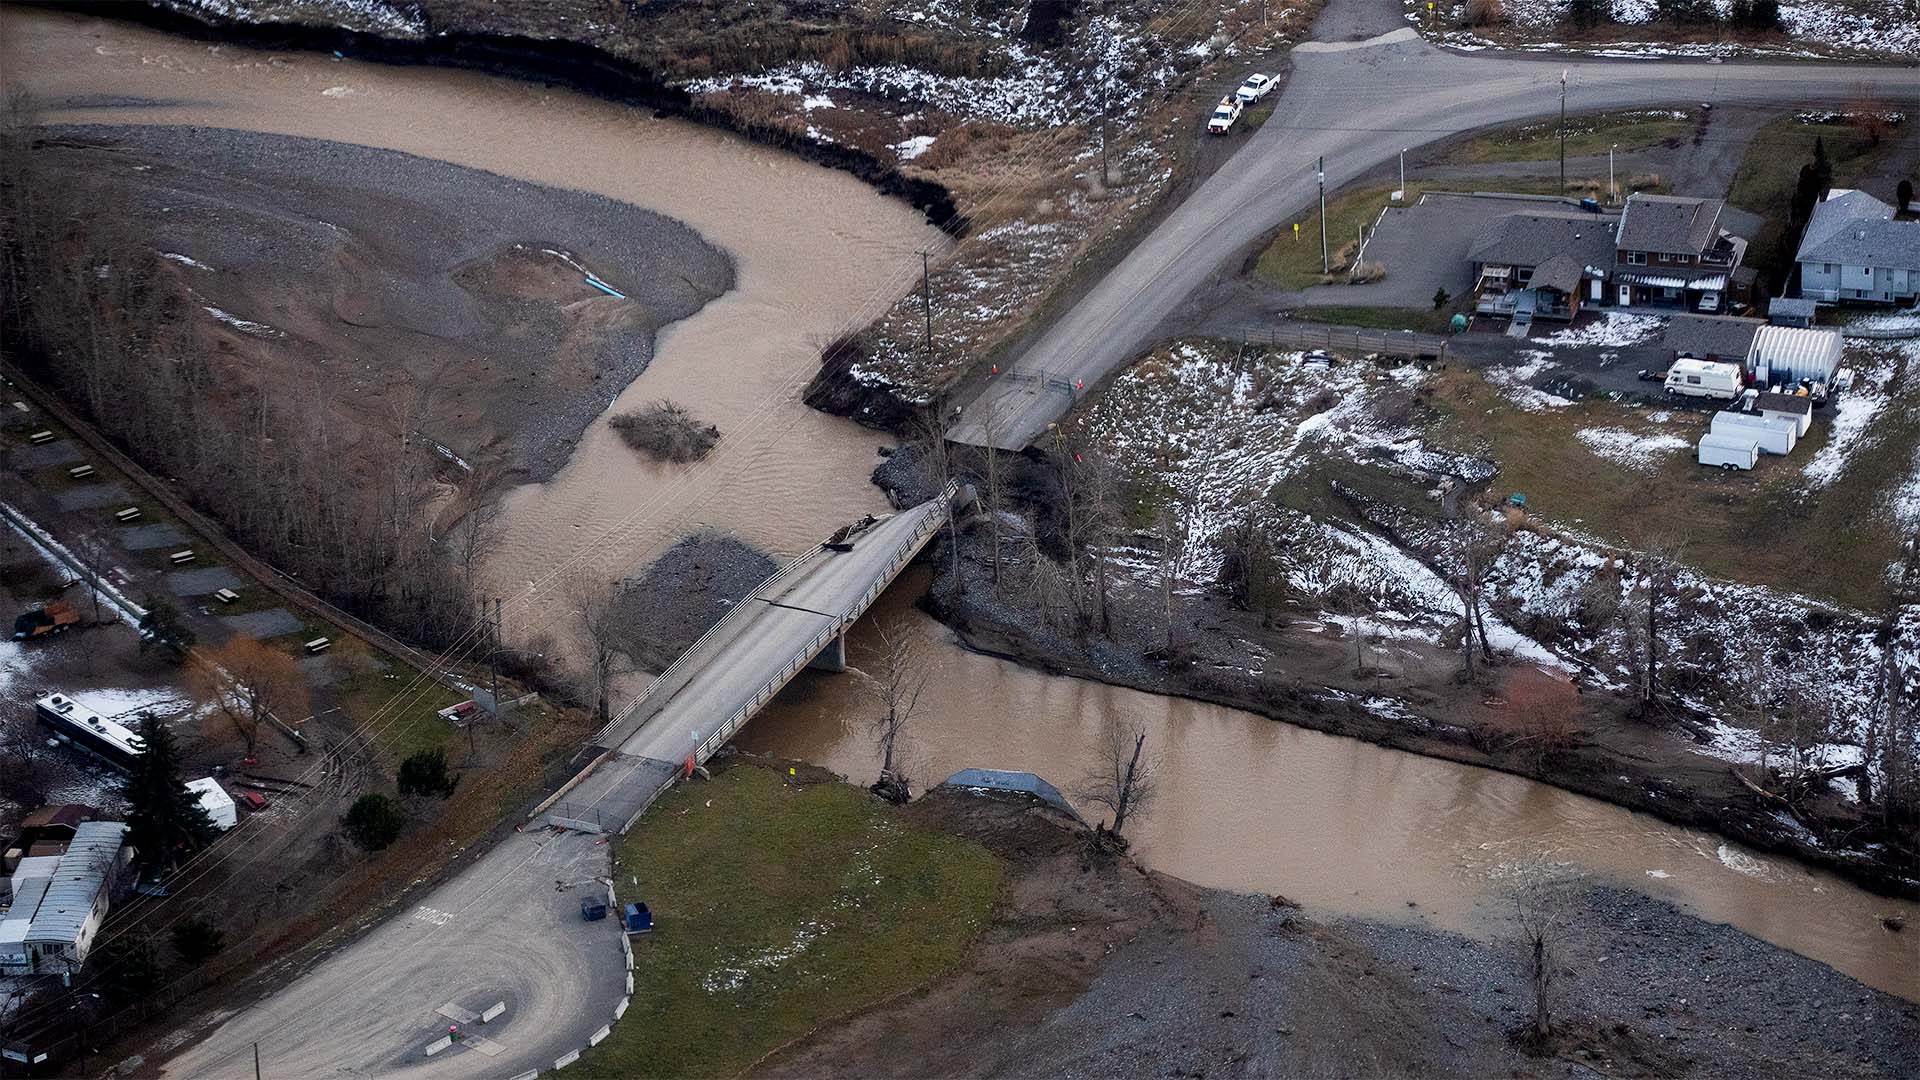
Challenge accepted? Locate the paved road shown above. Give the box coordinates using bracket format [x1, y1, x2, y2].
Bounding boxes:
[951, 36, 1920, 449]
[160, 829, 625, 1080]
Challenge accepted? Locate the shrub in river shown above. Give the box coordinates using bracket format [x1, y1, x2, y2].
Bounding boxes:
[611, 400, 721, 464]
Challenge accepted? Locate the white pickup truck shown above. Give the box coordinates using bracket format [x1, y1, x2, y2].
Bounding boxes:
[1207, 96, 1243, 135]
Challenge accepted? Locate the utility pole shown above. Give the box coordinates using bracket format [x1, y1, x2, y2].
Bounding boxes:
[1609, 143, 1617, 203]
[1318, 155, 1329, 275]
[1397, 147, 1407, 200]
[919, 249, 934, 356]
[254, 1042, 262, 1080]
[1558, 69, 1568, 194]
[1097, 18, 1111, 188]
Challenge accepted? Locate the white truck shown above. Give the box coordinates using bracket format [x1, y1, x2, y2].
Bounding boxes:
[1207, 96, 1243, 135]
[1698, 432, 1759, 471]
[1664, 358, 1743, 402]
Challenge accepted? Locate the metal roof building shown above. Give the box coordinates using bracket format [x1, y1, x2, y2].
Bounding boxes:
[1747, 325, 1844, 385]
[0, 821, 129, 975]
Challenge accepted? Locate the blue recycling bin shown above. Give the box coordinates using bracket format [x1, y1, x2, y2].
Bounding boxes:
[623, 902, 653, 933]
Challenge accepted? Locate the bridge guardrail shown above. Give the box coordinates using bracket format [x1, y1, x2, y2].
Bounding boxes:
[681, 483, 957, 781]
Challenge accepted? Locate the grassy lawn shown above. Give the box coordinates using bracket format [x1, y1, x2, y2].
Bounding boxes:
[584, 763, 1005, 1078]
[1293, 305, 1458, 334]
[1446, 109, 1698, 165]
[1727, 114, 1893, 281]
[329, 637, 471, 767]
[1423, 367, 1910, 610]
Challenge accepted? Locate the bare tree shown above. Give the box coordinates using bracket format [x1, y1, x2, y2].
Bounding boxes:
[191, 635, 308, 754]
[1632, 533, 1687, 713]
[981, 404, 1007, 592]
[913, 411, 963, 600]
[1449, 510, 1509, 680]
[1510, 855, 1577, 1049]
[1079, 723, 1159, 845]
[567, 573, 624, 726]
[862, 620, 927, 802]
[1073, 448, 1125, 639]
[72, 528, 110, 629]
[1154, 495, 1197, 653]
[449, 499, 501, 613]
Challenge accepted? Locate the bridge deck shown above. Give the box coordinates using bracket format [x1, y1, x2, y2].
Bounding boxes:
[537, 493, 952, 832]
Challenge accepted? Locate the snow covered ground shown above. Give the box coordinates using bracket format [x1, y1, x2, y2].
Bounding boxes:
[1532, 313, 1665, 350]
[1416, 0, 1920, 58]
[1574, 426, 1690, 471]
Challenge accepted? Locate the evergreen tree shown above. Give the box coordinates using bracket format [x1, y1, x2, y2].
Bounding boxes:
[397, 748, 457, 798]
[345, 793, 406, 851]
[119, 712, 219, 874]
[1812, 136, 1833, 191]
[1565, 0, 1606, 30]
[172, 918, 226, 964]
[137, 595, 196, 663]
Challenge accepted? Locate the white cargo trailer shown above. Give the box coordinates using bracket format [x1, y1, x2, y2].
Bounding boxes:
[1698, 432, 1760, 470]
[1711, 410, 1798, 455]
[187, 777, 237, 831]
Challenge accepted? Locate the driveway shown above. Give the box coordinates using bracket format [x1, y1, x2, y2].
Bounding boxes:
[950, 35, 1920, 449]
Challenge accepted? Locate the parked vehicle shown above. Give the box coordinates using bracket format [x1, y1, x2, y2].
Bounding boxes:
[1711, 410, 1797, 455]
[1234, 73, 1276, 103]
[1664, 358, 1743, 401]
[237, 790, 269, 812]
[1697, 290, 1722, 314]
[1698, 432, 1759, 471]
[12, 601, 79, 641]
[1207, 97, 1243, 135]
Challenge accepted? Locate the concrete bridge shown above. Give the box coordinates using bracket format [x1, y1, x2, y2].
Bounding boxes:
[531, 483, 963, 834]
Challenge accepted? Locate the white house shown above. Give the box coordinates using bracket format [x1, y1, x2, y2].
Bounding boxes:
[1746, 325, 1842, 386]
[1795, 189, 1920, 306]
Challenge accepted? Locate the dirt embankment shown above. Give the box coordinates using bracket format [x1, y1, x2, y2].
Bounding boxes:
[42, 0, 965, 231]
[873, 450, 1919, 902]
[764, 781, 1919, 1078]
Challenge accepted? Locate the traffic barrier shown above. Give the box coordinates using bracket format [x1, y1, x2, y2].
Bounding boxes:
[507, 1072, 540, 1080]
[626, 972, 634, 995]
[481, 1001, 506, 1023]
[614, 997, 629, 1020]
[424, 1036, 453, 1057]
[554, 1049, 580, 1069]
[589, 1026, 610, 1047]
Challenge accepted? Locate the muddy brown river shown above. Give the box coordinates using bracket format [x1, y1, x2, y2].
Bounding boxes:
[4, 7, 1913, 1002]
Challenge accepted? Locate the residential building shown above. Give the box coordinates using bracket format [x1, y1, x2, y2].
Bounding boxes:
[1470, 209, 1619, 323]
[3, 805, 99, 875]
[0, 821, 132, 976]
[1795, 189, 1920, 306]
[1611, 194, 1747, 311]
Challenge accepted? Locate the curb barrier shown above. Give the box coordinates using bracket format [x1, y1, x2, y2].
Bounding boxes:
[614, 997, 629, 1020]
[481, 1001, 506, 1023]
[589, 1026, 610, 1047]
[626, 972, 634, 995]
[554, 1049, 580, 1069]
[423, 1036, 453, 1057]
[508, 1072, 540, 1080]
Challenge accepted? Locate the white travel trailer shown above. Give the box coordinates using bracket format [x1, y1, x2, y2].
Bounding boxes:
[1711, 410, 1798, 455]
[1665, 358, 1744, 401]
[1698, 432, 1760, 470]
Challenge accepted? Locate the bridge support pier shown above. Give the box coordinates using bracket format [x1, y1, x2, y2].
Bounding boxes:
[807, 632, 847, 673]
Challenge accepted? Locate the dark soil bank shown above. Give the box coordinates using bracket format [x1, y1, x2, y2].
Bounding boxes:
[43, 0, 964, 232]
[611, 531, 777, 674]
[768, 783, 1920, 1078]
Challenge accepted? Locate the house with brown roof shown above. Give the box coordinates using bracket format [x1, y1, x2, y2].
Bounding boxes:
[1469, 207, 1620, 327]
[1610, 194, 1747, 311]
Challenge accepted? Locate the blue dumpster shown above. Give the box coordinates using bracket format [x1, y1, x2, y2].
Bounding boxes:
[623, 902, 653, 933]
[580, 895, 608, 921]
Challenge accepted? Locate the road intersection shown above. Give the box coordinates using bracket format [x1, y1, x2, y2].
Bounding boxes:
[951, 27, 1920, 448]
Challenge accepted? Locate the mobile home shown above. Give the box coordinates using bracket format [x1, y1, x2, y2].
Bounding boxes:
[1665, 358, 1744, 401]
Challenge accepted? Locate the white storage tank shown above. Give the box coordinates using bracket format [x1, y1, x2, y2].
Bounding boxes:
[1711, 410, 1798, 455]
[187, 778, 238, 832]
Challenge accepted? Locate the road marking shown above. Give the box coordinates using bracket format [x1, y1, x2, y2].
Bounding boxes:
[412, 905, 453, 926]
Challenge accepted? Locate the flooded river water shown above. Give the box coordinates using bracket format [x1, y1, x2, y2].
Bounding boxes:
[4, 7, 1913, 1002]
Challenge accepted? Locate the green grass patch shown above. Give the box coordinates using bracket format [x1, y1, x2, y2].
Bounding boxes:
[1425, 366, 1910, 610]
[585, 764, 1005, 1078]
[1447, 109, 1697, 165]
[1292, 305, 1459, 334]
[329, 639, 470, 767]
